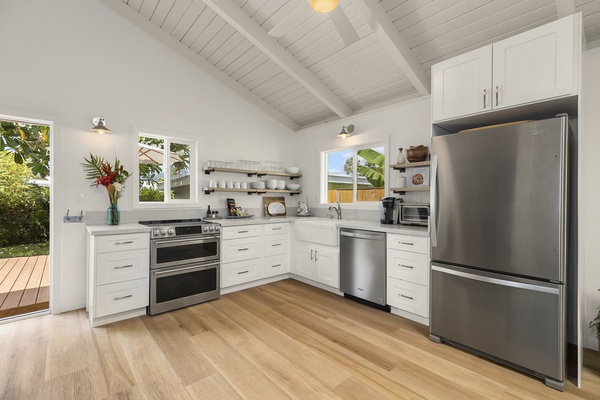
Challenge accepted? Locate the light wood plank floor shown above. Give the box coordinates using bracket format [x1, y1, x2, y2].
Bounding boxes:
[1, 279, 599, 400]
[0, 255, 49, 319]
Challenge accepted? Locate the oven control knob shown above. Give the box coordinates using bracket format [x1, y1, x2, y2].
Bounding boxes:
[215, 226, 220, 231]
[203, 226, 209, 232]
[168, 229, 175, 235]
[209, 226, 215, 232]
[161, 229, 167, 235]
[153, 229, 160, 236]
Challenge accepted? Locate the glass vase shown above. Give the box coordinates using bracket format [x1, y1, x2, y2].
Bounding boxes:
[107, 204, 120, 225]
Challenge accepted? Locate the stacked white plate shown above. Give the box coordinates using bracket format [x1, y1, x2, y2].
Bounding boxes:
[250, 181, 266, 189]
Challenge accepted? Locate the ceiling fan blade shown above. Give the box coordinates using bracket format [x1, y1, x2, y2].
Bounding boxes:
[268, 2, 312, 38]
[329, 6, 359, 46]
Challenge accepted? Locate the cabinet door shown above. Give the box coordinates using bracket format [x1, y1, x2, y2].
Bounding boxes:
[432, 45, 492, 122]
[314, 246, 339, 289]
[294, 242, 314, 279]
[493, 14, 577, 109]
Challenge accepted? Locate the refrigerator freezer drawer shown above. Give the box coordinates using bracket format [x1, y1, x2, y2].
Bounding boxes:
[430, 264, 564, 382]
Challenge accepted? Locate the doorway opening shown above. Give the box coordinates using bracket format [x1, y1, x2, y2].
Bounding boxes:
[0, 117, 50, 320]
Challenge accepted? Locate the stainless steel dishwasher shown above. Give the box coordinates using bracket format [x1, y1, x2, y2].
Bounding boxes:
[340, 228, 389, 311]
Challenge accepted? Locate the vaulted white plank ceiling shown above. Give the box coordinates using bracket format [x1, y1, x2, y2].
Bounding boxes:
[102, 0, 600, 130]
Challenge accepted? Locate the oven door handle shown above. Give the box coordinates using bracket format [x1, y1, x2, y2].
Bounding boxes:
[153, 262, 219, 276]
[154, 236, 220, 245]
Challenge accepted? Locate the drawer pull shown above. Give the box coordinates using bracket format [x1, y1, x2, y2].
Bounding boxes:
[400, 264, 414, 269]
[315, 250, 318, 261]
[114, 294, 133, 301]
[114, 264, 134, 269]
[271, 264, 282, 268]
[400, 242, 414, 245]
[237, 230, 249, 234]
[272, 243, 282, 247]
[238, 248, 249, 252]
[238, 270, 249, 275]
[400, 294, 414, 300]
[272, 227, 282, 230]
[115, 241, 134, 245]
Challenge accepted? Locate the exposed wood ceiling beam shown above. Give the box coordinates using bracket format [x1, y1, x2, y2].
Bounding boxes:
[555, 0, 576, 18]
[202, 0, 354, 119]
[354, 0, 430, 95]
[99, 0, 300, 131]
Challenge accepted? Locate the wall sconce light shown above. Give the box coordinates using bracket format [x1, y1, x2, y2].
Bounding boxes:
[337, 124, 354, 139]
[310, 0, 339, 13]
[91, 117, 111, 134]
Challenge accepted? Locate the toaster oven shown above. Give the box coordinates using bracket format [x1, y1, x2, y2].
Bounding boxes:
[399, 204, 429, 226]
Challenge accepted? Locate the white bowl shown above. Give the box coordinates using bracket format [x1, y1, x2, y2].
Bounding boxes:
[286, 167, 300, 174]
[276, 180, 286, 190]
[286, 183, 301, 191]
[266, 179, 277, 190]
[250, 181, 266, 189]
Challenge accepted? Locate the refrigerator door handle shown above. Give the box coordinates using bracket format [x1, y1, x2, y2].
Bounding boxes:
[431, 265, 560, 295]
[430, 155, 438, 247]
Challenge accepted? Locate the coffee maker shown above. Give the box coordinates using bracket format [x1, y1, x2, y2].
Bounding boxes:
[380, 197, 402, 224]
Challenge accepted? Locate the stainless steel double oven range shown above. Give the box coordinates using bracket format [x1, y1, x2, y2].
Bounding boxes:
[140, 219, 221, 315]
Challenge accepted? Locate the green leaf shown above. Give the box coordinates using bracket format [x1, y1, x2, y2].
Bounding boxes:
[357, 148, 385, 168]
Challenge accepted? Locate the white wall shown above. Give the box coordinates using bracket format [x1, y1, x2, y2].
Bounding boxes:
[291, 97, 432, 211]
[582, 47, 600, 350]
[0, 0, 294, 312]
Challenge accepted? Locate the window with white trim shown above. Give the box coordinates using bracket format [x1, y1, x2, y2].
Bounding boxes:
[136, 132, 196, 205]
[321, 144, 386, 204]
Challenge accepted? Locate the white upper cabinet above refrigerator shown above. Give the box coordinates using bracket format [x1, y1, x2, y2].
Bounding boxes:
[432, 13, 581, 123]
[432, 46, 493, 121]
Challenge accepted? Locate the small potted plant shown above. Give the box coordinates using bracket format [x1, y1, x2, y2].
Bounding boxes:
[590, 289, 600, 350]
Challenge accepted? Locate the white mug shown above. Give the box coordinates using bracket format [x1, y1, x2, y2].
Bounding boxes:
[218, 180, 226, 188]
[209, 180, 217, 188]
[234, 181, 241, 189]
[226, 181, 234, 189]
[241, 182, 248, 189]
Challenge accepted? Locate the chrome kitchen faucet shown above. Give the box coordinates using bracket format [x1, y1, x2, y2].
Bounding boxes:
[328, 202, 342, 220]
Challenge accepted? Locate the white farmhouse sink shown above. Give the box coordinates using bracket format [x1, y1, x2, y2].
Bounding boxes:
[295, 218, 340, 226]
[295, 218, 339, 246]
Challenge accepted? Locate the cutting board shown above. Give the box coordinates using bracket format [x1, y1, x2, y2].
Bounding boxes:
[263, 197, 286, 217]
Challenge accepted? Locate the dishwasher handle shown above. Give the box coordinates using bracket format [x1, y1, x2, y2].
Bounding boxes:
[340, 230, 385, 241]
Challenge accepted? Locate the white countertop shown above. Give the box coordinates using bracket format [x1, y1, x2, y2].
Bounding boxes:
[86, 223, 151, 236]
[216, 216, 428, 237]
[85, 217, 428, 237]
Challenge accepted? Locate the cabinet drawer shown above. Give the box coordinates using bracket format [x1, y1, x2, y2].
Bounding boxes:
[95, 278, 148, 318]
[222, 236, 262, 263]
[387, 234, 428, 254]
[387, 249, 429, 286]
[263, 254, 289, 278]
[264, 223, 289, 235]
[96, 249, 149, 285]
[97, 233, 149, 253]
[222, 225, 261, 240]
[264, 234, 288, 257]
[221, 258, 262, 288]
[387, 278, 428, 318]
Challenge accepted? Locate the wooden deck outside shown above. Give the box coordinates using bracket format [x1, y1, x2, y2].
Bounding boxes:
[0, 255, 49, 319]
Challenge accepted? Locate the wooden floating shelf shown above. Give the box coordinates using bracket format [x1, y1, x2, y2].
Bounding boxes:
[204, 188, 302, 196]
[203, 167, 302, 180]
[391, 161, 431, 171]
[391, 187, 430, 195]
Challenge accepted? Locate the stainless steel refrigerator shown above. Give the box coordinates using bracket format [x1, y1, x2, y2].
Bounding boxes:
[429, 116, 572, 391]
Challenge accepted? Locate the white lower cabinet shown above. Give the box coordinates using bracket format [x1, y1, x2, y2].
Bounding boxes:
[293, 241, 339, 289]
[221, 223, 290, 289]
[87, 229, 150, 327]
[386, 233, 430, 324]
